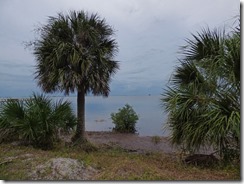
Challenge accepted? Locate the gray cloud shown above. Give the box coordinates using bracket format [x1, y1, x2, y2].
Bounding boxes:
[0, 0, 239, 97]
[0, 72, 37, 97]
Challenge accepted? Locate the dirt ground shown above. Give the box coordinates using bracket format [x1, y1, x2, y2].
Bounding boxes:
[85, 131, 214, 155]
[61, 131, 212, 154]
[85, 131, 178, 153]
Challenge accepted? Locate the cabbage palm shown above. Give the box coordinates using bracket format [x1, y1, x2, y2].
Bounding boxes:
[31, 11, 119, 143]
[162, 19, 240, 161]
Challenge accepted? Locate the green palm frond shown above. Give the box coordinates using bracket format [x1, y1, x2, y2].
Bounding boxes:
[32, 10, 119, 96]
[0, 93, 77, 149]
[182, 28, 224, 61]
[162, 16, 240, 162]
[171, 60, 205, 86]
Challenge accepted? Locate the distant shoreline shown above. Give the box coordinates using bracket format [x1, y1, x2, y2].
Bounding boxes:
[0, 95, 162, 99]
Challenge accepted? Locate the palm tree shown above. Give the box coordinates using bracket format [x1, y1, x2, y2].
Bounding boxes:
[31, 10, 119, 143]
[162, 18, 240, 162]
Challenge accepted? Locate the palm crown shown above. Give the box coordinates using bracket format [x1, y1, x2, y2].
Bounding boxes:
[34, 10, 119, 96]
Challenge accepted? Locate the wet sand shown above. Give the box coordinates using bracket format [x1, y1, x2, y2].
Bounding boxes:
[61, 131, 212, 154]
[86, 131, 178, 153]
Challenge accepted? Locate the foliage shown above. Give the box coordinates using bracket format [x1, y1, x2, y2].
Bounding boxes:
[0, 93, 76, 149]
[151, 136, 161, 145]
[161, 18, 240, 162]
[111, 104, 139, 133]
[31, 10, 119, 96]
[29, 10, 119, 142]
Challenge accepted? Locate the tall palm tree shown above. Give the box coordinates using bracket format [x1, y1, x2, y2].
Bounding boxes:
[162, 18, 240, 162]
[31, 10, 119, 143]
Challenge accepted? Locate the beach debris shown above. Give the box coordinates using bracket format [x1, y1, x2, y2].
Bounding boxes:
[95, 119, 106, 123]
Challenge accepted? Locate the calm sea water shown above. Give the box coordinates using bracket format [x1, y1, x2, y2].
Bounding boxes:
[54, 96, 169, 136]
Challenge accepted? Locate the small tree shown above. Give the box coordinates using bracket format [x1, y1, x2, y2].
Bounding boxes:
[111, 104, 139, 133]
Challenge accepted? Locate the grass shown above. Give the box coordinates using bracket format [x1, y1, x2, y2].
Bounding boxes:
[0, 142, 240, 181]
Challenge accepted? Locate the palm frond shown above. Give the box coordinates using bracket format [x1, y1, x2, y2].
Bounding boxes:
[161, 16, 240, 161]
[32, 10, 119, 96]
[0, 94, 77, 149]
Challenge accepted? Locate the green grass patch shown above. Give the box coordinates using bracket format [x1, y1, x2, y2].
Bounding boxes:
[0, 142, 240, 180]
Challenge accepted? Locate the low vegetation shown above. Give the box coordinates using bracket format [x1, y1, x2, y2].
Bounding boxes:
[0, 93, 76, 149]
[0, 142, 240, 180]
[111, 104, 139, 133]
[0, 95, 240, 180]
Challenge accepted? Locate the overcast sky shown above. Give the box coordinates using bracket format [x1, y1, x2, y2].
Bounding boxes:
[0, 0, 239, 97]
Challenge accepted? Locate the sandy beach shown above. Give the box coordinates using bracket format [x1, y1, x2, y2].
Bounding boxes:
[83, 131, 212, 155]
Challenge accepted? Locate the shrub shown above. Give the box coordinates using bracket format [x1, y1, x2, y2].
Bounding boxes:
[111, 104, 139, 133]
[151, 136, 161, 145]
[0, 93, 77, 149]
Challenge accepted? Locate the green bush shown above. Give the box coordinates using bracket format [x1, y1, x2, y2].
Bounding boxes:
[111, 104, 139, 133]
[0, 93, 76, 149]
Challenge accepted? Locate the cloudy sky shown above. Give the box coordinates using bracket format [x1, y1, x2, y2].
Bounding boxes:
[0, 0, 239, 97]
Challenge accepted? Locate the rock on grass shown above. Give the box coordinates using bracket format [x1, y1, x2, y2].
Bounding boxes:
[29, 158, 97, 180]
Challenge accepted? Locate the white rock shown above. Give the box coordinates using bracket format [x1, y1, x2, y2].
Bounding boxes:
[30, 157, 97, 180]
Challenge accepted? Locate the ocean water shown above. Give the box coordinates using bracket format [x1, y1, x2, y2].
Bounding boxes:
[54, 95, 169, 136]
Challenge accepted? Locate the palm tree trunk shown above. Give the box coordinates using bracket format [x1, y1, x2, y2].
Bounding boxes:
[72, 85, 87, 143]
